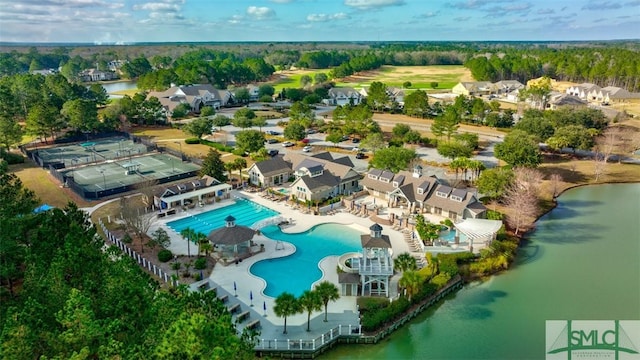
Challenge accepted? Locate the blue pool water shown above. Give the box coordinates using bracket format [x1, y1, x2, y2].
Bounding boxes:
[251, 224, 364, 297]
[166, 199, 279, 234]
[439, 229, 467, 242]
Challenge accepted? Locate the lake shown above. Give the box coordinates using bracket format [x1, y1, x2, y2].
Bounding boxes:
[328, 183, 640, 359]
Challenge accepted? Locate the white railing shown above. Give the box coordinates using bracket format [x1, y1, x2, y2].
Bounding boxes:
[251, 215, 287, 230]
[255, 324, 362, 351]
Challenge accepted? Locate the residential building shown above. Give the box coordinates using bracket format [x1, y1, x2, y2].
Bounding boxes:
[287, 152, 361, 202]
[547, 93, 588, 110]
[324, 87, 362, 106]
[452, 81, 495, 96]
[589, 86, 640, 104]
[247, 156, 292, 188]
[246, 84, 260, 101]
[566, 83, 601, 100]
[247, 152, 362, 202]
[361, 165, 486, 220]
[493, 80, 525, 95]
[148, 84, 235, 117]
[78, 69, 118, 82]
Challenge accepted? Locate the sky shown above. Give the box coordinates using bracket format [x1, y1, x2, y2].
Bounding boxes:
[0, 0, 639, 43]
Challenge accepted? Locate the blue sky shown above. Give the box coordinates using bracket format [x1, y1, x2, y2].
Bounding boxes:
[0, 0, 638, 43]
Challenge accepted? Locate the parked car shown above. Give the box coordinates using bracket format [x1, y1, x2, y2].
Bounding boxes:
[265, 138, 279, 144]
[306, 129, 317, 134]
[301, 138, 310, 144]
[282, 141, 294, 147]
[268, 149, 279, 157]
[351, 138, 360, 143]
[265, 130, 280, 135]
[355, 152, 366, 159]
[341, 135, 350, 141]
[302, 145, 312, 152]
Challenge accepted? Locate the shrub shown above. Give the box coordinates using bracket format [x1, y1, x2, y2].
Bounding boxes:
[158, 249, 173, 262]
[194, 257, 207, 270]
[184, 138, 200, 144]
[1, 151, 25, 164]
[259, 95, 273, 103]
[199, 139, 234, 152]
[430, 273, 451, 289]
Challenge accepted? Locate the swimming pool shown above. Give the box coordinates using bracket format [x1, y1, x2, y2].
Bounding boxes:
[251, 224, 364, 297]
[166, 198, 279, 234]
[439, 229, 467, 242]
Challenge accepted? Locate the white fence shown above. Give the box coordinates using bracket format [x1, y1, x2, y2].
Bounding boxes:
[98, 219, 178, 287]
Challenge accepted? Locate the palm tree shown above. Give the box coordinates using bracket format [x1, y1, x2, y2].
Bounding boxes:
[273, 292, 301, 334]
[314, 281, 340, 322]
[224, 162, 236, 182]
[394, 252, 418, 273]
[399, 270, 423, 302]
[200, 242, 213, 258]
[180, 227, 196, 257]
[233, 158, 247, 184]
[194, 231, 207, 256]
[299, 290, 322, 331]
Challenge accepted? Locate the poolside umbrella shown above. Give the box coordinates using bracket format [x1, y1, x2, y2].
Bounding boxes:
[233, 281, 237, 297]
[33, 204, 54, 214]
[250, 291, 254, 307]
[263, 301, 267, 317]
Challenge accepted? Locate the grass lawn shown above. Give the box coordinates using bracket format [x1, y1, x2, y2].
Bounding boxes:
[271, 69, 328, 93]
[110, 89, 139, 97]
[334, 65, 474, 90]
[269, 65, 473, 92]
[9, 161, 92, 208]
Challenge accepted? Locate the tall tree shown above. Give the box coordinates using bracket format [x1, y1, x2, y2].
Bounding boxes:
[183, 117, 214, 139]
[284, 122, 306, 141]
[503, 167, 542, 235]
[235, 130, 265, 153]
[431, 108, 459, 141]
[61, 99, 99, 132]
[495, 130, 541, 167]
[476, 167, 514, 209]
[0, 115, 23, 151]
[273, 292, 301, 334]
[370, 147, 416, 172]
[367, 81, 389, 112]
[403, 89, 429, 118]
[200, 149, 227, 181]
[314, 281, 340, 322]
[298, 290, 322, 332]
[26, 103, 65, 143]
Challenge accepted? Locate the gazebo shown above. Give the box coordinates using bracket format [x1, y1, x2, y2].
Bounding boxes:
[453, 218, 503, 253]
[207, 215, 256, 262]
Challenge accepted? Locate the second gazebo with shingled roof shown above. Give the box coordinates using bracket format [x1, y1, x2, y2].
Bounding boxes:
[208, 215, 256, 263]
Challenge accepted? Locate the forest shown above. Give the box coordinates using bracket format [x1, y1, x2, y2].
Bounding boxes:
[0, 162, 256, 359]
[1, 41, 638, 91]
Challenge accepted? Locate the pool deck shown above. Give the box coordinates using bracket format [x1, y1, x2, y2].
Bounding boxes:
[148, 189, 460, 343]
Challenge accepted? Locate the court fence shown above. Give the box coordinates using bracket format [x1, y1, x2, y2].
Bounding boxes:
[51, 164, 198, 200]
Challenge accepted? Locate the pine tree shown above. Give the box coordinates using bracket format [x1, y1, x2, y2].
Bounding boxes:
[200, 149, 227, 181]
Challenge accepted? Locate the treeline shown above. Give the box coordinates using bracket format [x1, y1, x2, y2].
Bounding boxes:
[465, 47, 640, 91]
[0, 163, 256, 359]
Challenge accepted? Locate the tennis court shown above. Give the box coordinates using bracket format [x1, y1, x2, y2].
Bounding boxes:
[59, 153, 200, 199]
[35, 137, 149, 167]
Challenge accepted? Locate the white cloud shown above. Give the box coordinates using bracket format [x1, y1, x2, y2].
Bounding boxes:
[246, 6, 276, 20]
[344, 0, 406, 11]
[133, 3, 180, 12]
[307, 12, 349, 22]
